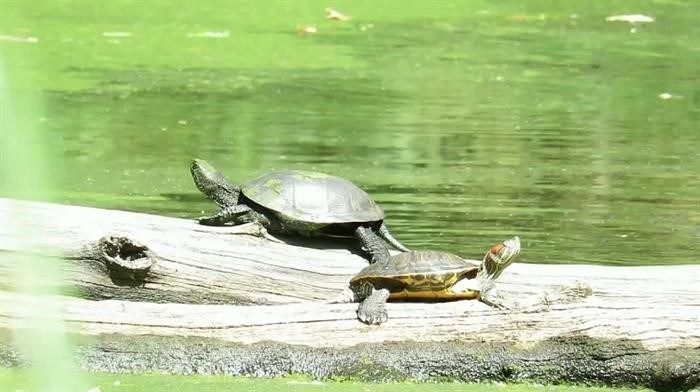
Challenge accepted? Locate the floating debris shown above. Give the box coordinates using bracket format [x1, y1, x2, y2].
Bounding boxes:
[359, 23, 374, 31]
[102, 32, 131, 37]
[325, 7, 350, 21]
[658, 92, 683, 100]
[0, 34, 38, 43]
[605, 14, 654, 23]
[606, 14, 654, 33]
[186, 31, 230, 38]
[296, 25, 318, 35]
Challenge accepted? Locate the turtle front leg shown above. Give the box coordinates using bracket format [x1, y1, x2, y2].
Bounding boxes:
[201, 206, 284, 233]
[355, 281, 390, 325]
[477, 281, 516, 310]
[355, 226, 390, 264]
[199, 204, 254, 226]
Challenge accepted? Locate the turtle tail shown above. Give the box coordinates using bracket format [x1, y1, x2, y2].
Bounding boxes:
[378, 223, 410, 252]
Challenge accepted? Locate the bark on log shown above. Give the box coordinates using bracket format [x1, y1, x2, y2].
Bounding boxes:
[0, 198, 698, 390]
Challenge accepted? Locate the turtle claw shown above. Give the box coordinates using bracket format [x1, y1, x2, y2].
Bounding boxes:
[198, 216, 221, 226]
[357, 302, 388, 325]
[356, 288, 390, 325]
[230, 222, 283, 243]
[478, 285, 518, 311]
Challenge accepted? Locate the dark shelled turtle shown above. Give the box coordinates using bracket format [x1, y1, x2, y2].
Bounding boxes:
[190, 159, 408, 263]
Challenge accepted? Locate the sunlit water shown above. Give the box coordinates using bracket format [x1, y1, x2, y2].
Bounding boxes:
[1, 1, 698, 265]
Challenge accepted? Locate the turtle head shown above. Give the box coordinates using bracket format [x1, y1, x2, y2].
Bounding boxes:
[190, 159, 240, 208]
[478, 236, 520, 282]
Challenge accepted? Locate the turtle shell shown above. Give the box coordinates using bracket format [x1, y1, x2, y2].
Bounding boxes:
[241, 170, 385, 224]
[350, 250, 480, 295]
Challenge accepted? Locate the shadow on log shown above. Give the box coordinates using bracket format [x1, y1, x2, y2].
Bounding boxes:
[0, 198, 698, 391]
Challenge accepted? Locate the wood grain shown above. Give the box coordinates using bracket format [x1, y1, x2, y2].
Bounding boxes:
[1, 197, 697, 353]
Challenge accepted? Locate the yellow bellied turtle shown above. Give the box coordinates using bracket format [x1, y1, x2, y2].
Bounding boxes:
[190, 159, 408, 263]
[346, 236, 521, 325]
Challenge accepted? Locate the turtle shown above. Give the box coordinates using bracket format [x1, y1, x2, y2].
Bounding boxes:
[190, 159, 409, 263]
[340, 236, 592, 325]
[344, 236, 521, 325]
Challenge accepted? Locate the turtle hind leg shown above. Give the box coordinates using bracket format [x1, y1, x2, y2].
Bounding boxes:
[355, 226, 390, 264]
[378, 223, 410, 252]
[356, 285, 390, 325]
[327, 288, 358, 304]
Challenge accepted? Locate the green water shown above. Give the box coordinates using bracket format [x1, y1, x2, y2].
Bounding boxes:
[1, 0, 698, 265]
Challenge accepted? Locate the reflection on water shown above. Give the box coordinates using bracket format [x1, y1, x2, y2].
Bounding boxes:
[1, 1, 698, 265]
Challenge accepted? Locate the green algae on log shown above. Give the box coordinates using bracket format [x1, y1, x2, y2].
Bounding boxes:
[0, 332, 697, 391]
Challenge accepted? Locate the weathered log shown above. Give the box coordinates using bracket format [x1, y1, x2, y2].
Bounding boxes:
[0, 198, 698, 390]
[0, 198, 374, 305]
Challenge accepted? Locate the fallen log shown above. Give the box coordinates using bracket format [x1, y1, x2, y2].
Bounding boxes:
[0, 198, 374, 305]
[0, 198, 698, 390]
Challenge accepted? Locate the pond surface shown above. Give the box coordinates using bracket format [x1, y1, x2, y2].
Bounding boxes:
[1, 1, 698, 265]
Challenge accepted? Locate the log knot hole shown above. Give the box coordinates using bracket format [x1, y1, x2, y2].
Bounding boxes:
[96, 235, 156, 283]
